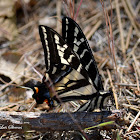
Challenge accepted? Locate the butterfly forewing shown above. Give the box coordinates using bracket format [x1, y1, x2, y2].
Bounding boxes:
[62, 17, 104, 91]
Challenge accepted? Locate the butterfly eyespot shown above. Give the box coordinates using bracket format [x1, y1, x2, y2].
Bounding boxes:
[34, 87, 39, 94]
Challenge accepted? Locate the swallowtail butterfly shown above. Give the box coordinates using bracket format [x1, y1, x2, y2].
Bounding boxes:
[32, 17, 113, 111]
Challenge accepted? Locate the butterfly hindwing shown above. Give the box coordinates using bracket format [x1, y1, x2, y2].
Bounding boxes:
[54, 69, 97, 101]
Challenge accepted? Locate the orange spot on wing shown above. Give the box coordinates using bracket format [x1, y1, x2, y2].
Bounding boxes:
[44, 99, 49, 104]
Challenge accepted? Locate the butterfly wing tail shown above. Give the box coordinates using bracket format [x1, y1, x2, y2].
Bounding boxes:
[77, 91, 113, 112]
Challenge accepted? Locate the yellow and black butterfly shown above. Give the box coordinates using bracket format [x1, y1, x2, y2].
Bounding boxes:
[32, 17, 113, 111]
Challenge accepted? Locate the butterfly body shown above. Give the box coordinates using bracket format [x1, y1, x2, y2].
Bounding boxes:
[32, 17, 113, 111]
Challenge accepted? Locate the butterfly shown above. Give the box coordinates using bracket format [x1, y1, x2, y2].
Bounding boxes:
[32, 17, 113, 111]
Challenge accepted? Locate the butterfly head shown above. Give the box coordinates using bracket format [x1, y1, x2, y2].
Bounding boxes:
[32, 83, 54, 107]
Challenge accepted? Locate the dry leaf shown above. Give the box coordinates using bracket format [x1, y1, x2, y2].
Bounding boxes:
[0, 0, 18, 40]
[0, 51, 25, 84]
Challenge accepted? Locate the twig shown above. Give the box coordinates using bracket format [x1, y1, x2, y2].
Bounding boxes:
[86, 20, 102, 40]
[0, 111, 122, 133]
[74, 0, 83, 21]
[115, 0, 125, 54]
[69, 0, 74, 18]
[0, 75, 22, 92]
[132, 62, 140, 91]
[122, 0, 140, 37]
[107, 69, 118, 109]
[115, 83, 140, 87]
[122, 104, 140, 112]
[127, 111, 140, 132]
[106, 8, 119, 82]
[132, 54, 140, 78]
[20, 0, 29, 23]
[100, 0, 119, 83]
[24, 55, 43, 79]
[125, 0, 136, 17]
[122, 38, 139, 66]
[83, 1, 123, 25]
[63, 0, 70, 17]
[124, 130, 140, 137]
[125, 26, 133, 51]
[27, 100, 37, 112]
[56, 0, 61, 33]
[0, 101, 25, 111]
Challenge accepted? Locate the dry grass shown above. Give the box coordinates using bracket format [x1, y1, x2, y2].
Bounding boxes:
[0, 0, 139, 139]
